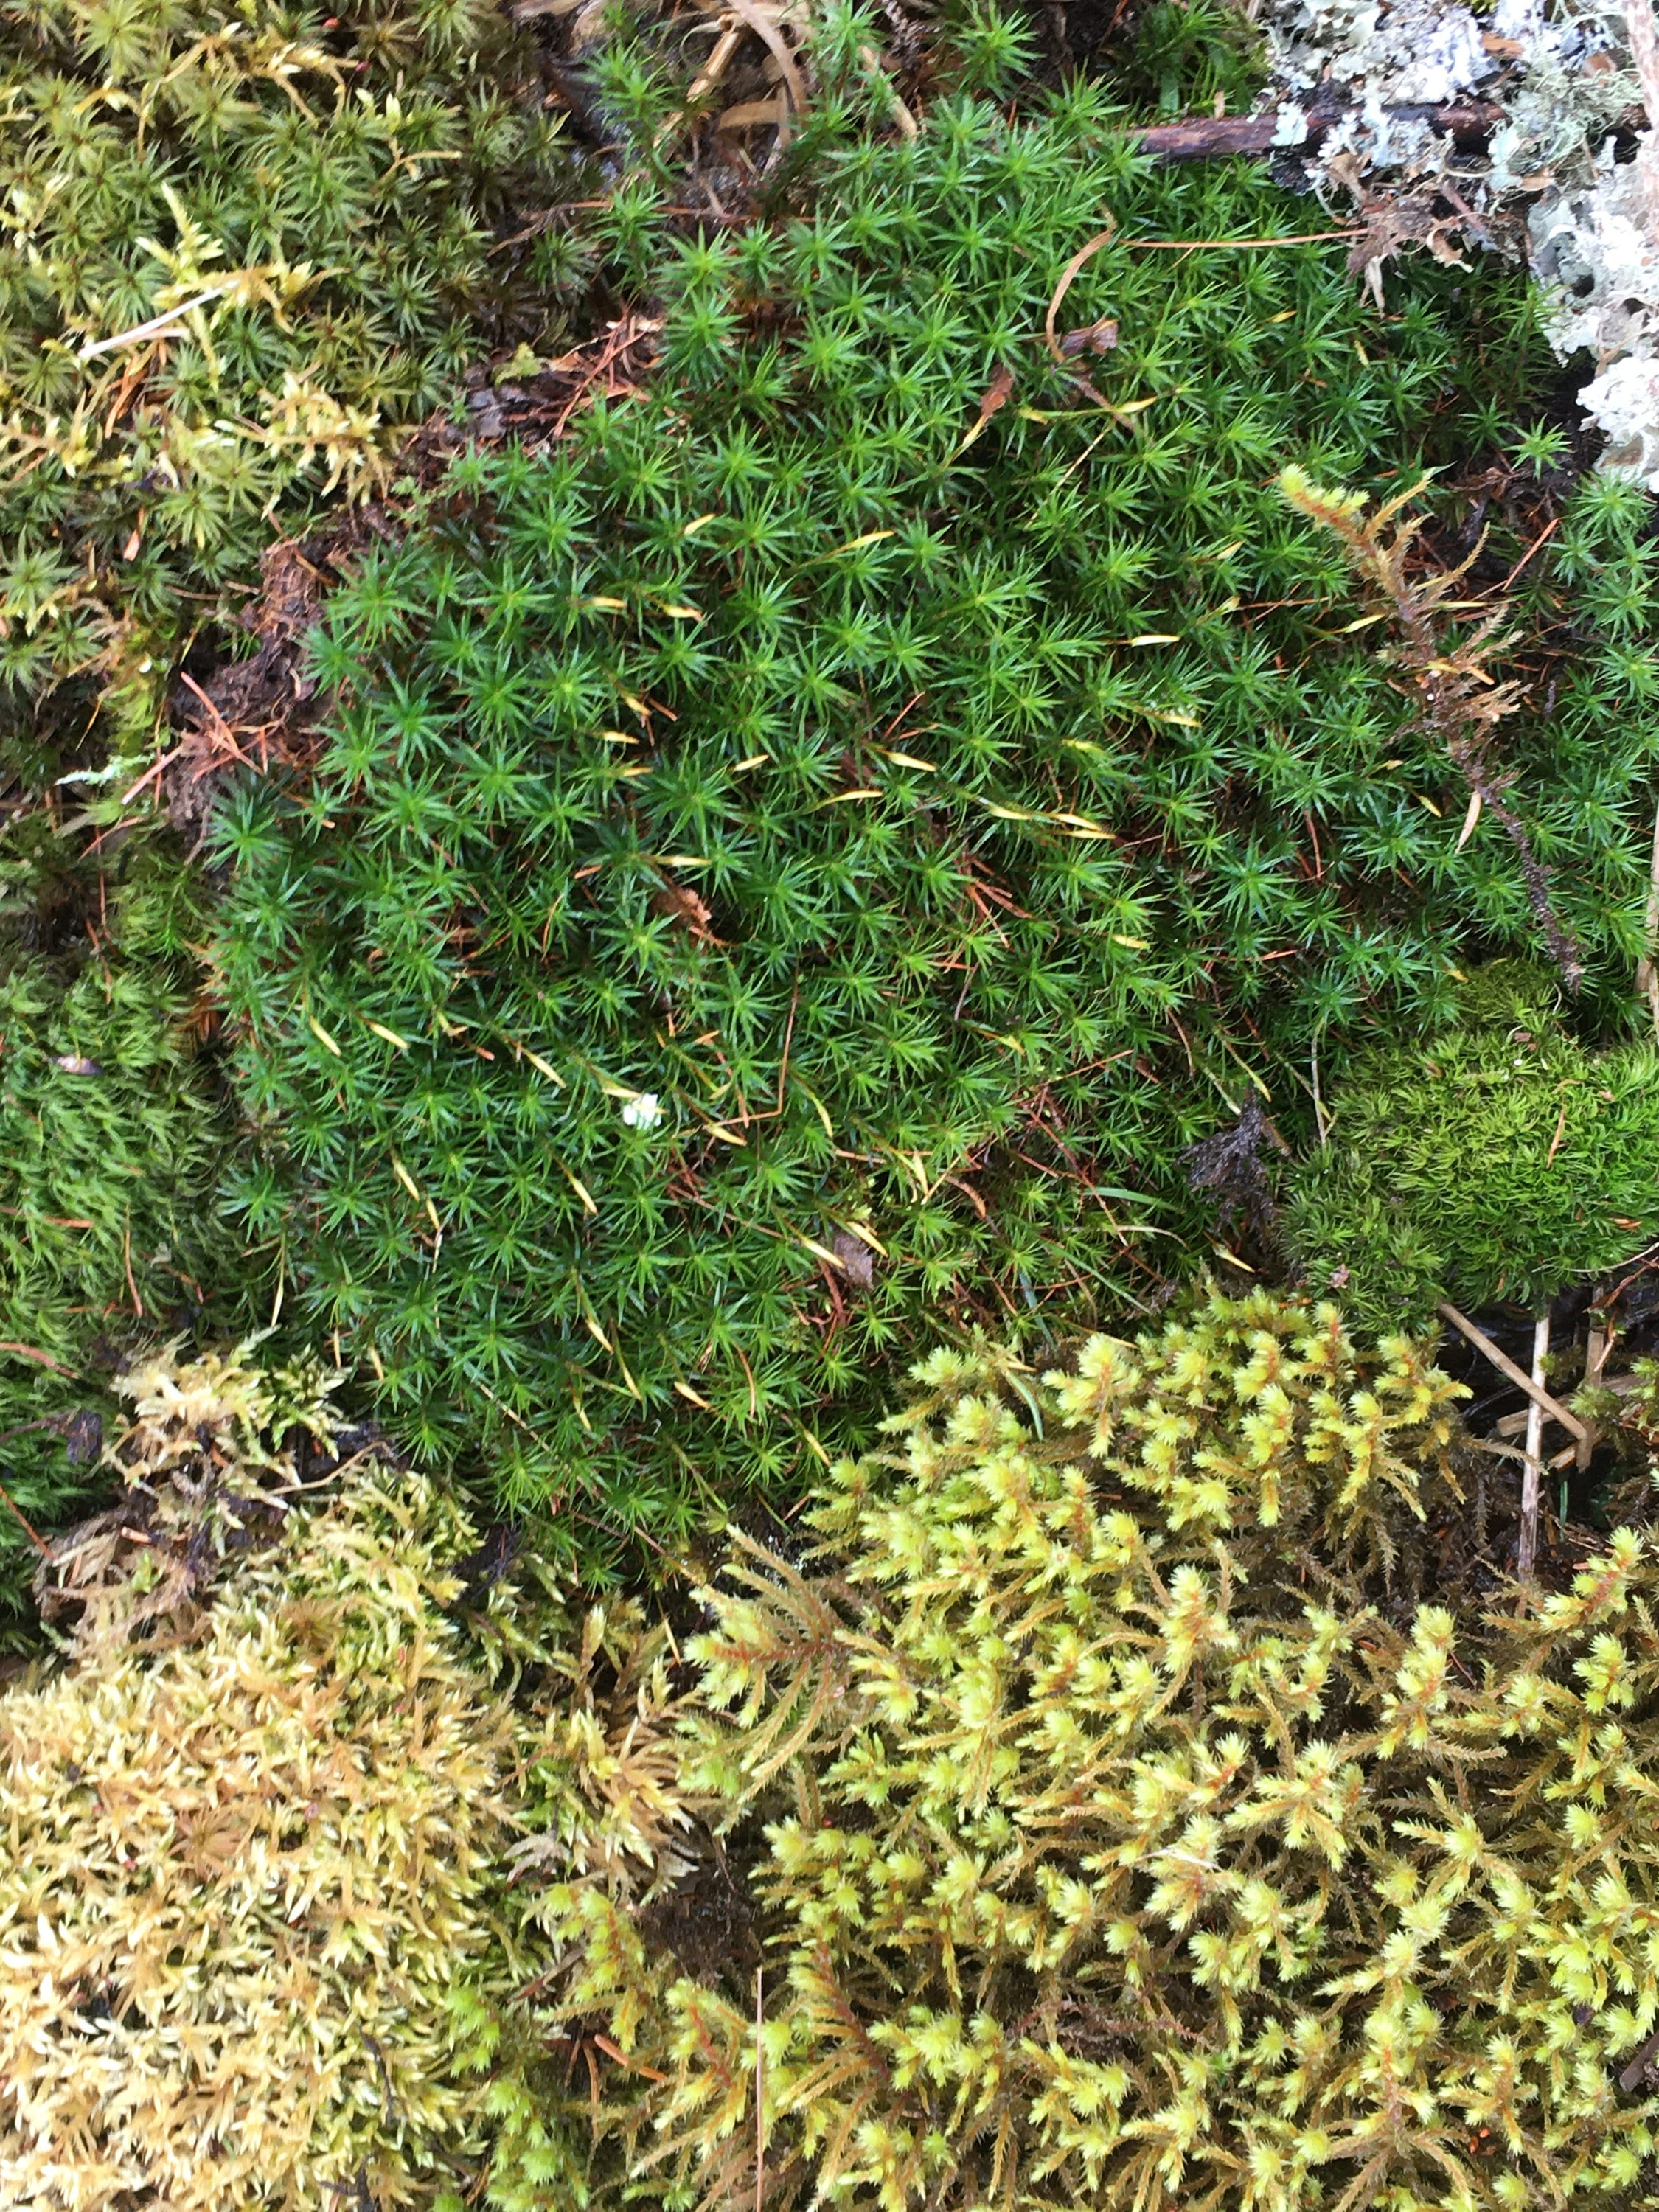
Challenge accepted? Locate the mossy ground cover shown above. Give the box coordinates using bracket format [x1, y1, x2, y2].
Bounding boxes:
[1, 0, 1656, 1579]
[0, 0, 575, 754]
[1287, 962, 1659, 1332]
[8, 9, 1659, 2196]
[0, 0, 588, 1614]
[0, 827, 246, 1635]
[212, 58, 1659, 1543]
[15, 1293, 1659, 2211]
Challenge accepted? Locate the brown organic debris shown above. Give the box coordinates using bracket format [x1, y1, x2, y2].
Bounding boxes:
[1280, 466, 1584, 992]
[437, 312, 661, 451]
[653, 874, 722, 944]
[166, 538, 329, 841]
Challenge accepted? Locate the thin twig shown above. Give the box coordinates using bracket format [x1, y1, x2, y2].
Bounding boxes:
[1130, 99, 1502, 164]
[0, 1475, 49, 1555]
[0, 1341, 76, 1376]
[1518, 1313, 1547, 1578]
[1310, 1039, 1329, 1145]
[1443, 726, 1583, 990]
[122, 1210, 145, 1320]
[1436, 1301, 1590, 1445]
[1124, 228, 1365, 251]
[1576, 1304, 1615, 1473]
[1498, 513, 1561, 593]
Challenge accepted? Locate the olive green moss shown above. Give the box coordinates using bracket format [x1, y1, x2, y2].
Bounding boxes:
[1286, 962, 1659, 1330]
[0, 822, 243, 1633]
[522, 1290, 1659, 2211]
[0, 0, 575, 753]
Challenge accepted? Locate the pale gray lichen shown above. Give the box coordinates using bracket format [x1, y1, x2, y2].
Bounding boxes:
[1259, 0, 1632, 184]
[1253, 0, 1659, 482]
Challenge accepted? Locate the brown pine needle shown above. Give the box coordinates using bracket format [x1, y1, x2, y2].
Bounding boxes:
[0, 1475, 49, 1555]
[1125, 228, 1365, 251]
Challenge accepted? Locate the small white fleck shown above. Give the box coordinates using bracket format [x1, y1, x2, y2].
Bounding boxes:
[622, 1092, 662, 1130]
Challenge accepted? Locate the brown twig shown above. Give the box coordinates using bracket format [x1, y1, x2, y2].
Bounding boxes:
[1518, 1313, 1547, 1579]
[1442, 726, 1584, 992]
[1437, 1301, 1590, 1447]
[0, 1341, 76, 1375]
[122, 1210, 145, 1320]
[1622, 2024, 1659, 2095]
[1497, 513, 1561, 594]
[0, 1475, 49, 1554]
[1131, 99, 1503, 163]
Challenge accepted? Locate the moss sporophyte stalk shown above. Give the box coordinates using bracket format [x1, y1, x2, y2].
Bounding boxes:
[209, 74, 1659, 1531]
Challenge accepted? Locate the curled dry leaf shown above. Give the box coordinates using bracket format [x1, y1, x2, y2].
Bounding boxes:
[652, 874, 720, 942]
[956, 364, 1015, 456]
[829, 1228, 877, 1290]
[1057, 316, 1119, 358]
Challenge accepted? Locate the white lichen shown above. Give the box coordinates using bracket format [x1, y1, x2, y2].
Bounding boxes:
[1253, 0, 1659, 484]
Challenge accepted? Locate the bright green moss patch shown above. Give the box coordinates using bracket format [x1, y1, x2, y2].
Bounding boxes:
[212, 77, 1658, 1537]
[1286, 962, 1659, 1331]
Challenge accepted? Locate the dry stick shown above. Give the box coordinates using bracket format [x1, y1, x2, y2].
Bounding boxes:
[1444, 728, 1585, 992]
[0, 1340, 75, 1375]
[1497, 512, 1561, 594]
[1584, 1324, 1613, 1391]
[0, 1475, 49, 1556]
[858, 44, 917, 139]
[1436, 1301, 1590, 1446]
[657, 20, 745, 150]
[1518, 1313, 1548, 1579]
[1580, 1304, 1614, 1472]
[1131, 98, 1502, 163]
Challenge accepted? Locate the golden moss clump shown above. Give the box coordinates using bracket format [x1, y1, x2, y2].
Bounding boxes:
[0, 1343, 568, 2211]
[13, 1296, 1659, 2212]
[527, 1288, 1659, 2212]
